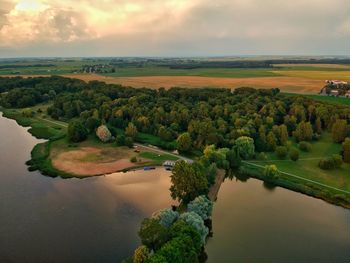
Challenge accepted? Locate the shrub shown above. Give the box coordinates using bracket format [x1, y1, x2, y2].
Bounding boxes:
[130, 156, 137, 163]
[332, 154, 343, 168]
[263, 165, 279, 179]
[152, 208, 179, 228]
[125, 137, 134, 148]
[187, 195, 213, 220]
[275, 146, 288, 159]
[289, 148, 299, 161]
[318, 158, 334, 170]
[257, 152, 268, 161]
[318, 155, 343, 170]
[299, 141, 312, 152]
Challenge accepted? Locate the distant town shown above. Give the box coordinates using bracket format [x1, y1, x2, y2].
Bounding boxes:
[320, 80, 350, 98]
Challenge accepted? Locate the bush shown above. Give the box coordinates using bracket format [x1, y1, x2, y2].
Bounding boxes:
[263, 165, 279, 179]
[257, 152, 268, 161]
[289, 148, 299, 161]
[319, 155, 343, 170]
[332, 154, 343, 168]
[318, 158, 334, 170]
[125, 137, 134, 148]
[299, 141, 311, 152]
[275, 146, 288, 159]
[130, 156, 137, 163]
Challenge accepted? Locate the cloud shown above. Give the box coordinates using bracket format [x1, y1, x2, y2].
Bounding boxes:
[1, 0, 350, 56]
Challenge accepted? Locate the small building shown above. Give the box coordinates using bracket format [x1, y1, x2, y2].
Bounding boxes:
[163, 160, 176, 170]
[330, 89, 339, 96]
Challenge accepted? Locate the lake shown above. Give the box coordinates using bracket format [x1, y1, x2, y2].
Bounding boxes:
[1, 112, 350, 263]
[206, 176, 350, 262]
[0, 113, 175, 262]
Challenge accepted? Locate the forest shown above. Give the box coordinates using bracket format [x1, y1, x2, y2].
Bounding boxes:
[1, 76, 349, 156]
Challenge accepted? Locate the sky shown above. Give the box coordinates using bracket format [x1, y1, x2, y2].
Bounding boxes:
[1, 0, 350, 57]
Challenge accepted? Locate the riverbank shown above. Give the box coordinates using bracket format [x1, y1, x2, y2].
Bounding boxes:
[0, 108, 179, 178]
[239, 163, 350, 209]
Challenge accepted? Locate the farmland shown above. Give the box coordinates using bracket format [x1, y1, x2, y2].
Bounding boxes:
[2, 57, 350, 94]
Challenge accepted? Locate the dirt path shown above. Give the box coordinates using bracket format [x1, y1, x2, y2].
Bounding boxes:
[208, 169, 226, 201]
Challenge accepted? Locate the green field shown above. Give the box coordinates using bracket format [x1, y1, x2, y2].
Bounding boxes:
[102, 67, 279, 78]
[139, 151, 179, 162]
[250, 134, 350, 192]
[284, 93, 350, 106]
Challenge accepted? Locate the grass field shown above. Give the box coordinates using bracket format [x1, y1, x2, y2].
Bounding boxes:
[284, 93, 350, 106]
[250, 134, 350, 192]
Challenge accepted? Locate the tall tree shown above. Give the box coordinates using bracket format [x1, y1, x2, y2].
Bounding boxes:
[176, 132, 192, 153]
[332, 119, 348, 143]
[170, 160, 208, 203]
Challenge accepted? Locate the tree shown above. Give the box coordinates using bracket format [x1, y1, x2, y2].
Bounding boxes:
[332, 119, 348, 143]
[275, 146, 288, 159]
[293, 121, 313, 142]
[138, 218, 169, 251]
[342, 138, 350, 163]
[234, 136, 255, 160]
[179, 212, 209, 245]
[226, 146, 241, 169]
[176, 133, 192, 153]
[279, 124, 289, 145]
[266, 131, 277, 151]
[96, 125, 112, 142]
[152, 209, 179, 228]
[299, 141, 312, 152]
[170, 160, 208, 203]
[187, 195, 213, 220]
[125, 137, 134, 148]
[67, 120, 88, 142]
[289, 148, 299, 161]
[263, 165, 279, 179]
[125, 122, 138, 139]
[133, 246, 149, 263]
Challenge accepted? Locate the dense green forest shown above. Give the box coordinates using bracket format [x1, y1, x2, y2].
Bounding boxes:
[1, 76, 349, 156]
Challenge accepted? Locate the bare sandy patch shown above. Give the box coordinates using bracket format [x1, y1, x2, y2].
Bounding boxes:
[51, 146, 147, 176]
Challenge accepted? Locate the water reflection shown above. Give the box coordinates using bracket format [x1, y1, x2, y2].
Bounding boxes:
[206, 177, 350, 263]
[0, 113, 175, 263]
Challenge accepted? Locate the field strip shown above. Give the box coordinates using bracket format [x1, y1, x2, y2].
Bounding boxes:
[242, 161, 350, 195]
[252, 157, 325, 162]
[35, 117, 68, 128]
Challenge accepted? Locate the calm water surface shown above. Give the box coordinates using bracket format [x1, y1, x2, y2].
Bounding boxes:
[206, 176, 350, 262]
[1, 113, 350, 263]
[0, 113, 175, 263]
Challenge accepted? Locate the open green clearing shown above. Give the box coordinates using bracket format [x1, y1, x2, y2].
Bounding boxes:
[139, 151, 179, 162]
[284, 93, 350, 106]
[250, 134, 350, 192]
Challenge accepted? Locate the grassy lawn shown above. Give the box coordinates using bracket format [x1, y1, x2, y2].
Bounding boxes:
[102, 67, 279, 78]
[139, 151, 179, 162]
[251, 133, 350, 192]
[1, 106, 66, 140]
[283, 93, 350, 106]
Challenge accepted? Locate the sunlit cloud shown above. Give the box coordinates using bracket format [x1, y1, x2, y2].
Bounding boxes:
[1, 0, 350, 56]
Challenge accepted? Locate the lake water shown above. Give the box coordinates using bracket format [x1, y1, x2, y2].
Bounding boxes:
[1, 112, 350, 263]
[206, 176, 350, 262]
[0, 113, 175, 263]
